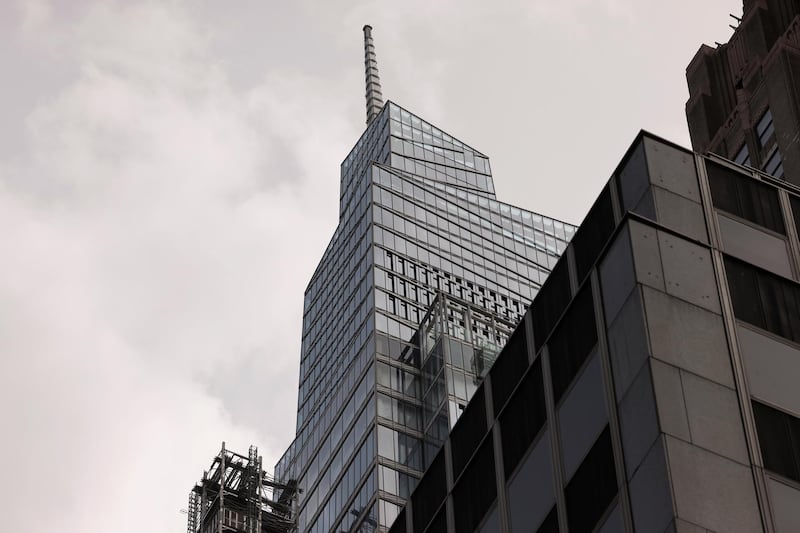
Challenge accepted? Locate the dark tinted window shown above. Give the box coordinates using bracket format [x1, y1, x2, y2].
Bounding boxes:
[533, 258, 572, 351]
[549, 284, 598, 403]
[411, 449, 447, 532]
[490, 324, 530, 416]
[565, 426, 618, 533]
[453, 438, 497, 532]
[725, 256, 800, 343]
[707, 161, 785, 234]
[536, 506, 560, 533]
[752, 401, 800, 483]
[572, 185, 616, 282]
[501, 358, 547, 478]
[790, 194, 800, 238]
[617, 140, 650, 212]
[388, 509, 406, 533]
[425, 507, 447, 533]
[450, 386, 487, 480]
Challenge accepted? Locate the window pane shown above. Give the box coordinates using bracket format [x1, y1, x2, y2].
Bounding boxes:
[453, 438, 498, 532]
[450, 386, 487, 479]
[501, 358, 547, 477]
[565, 426, 618, 533]
[533, 258, 572, 351]
[571, 184, 616, 283]
[549, 284, 598, 403]
[791, 195, 800, 241]
[752, 401, 800, 482]
[489, 323, 530, 415]
[536, 506, 560, 533]
[725, 256, 800, 343]
[707, 161, 785, 234]
[411, 450, 447, 531]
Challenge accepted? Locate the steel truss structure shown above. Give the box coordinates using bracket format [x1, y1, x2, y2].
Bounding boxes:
[187, 443, 299, 533]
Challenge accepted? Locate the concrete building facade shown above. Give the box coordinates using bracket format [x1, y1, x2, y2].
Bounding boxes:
[686, 0, 800, 182]
[388, 132, 800, 533]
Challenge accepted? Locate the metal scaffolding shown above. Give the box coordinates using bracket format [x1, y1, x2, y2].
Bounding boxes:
[187, 443, 299, 533]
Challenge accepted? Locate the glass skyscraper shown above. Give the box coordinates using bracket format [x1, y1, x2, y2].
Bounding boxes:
[274, 28, 574, 533]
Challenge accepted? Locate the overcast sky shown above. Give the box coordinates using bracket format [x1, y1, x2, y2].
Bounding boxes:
[1, 1, 742, 531]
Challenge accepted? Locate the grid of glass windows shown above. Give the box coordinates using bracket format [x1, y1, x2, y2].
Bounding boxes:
[411, 294, 517, 468]
[387, 103, 495, 195]
[276, 106, 388, 532]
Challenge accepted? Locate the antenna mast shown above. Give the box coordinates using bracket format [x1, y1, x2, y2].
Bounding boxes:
[363, 25, 384, 125]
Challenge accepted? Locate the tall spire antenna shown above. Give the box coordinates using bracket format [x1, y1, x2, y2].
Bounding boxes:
[363, 25, 384, 125]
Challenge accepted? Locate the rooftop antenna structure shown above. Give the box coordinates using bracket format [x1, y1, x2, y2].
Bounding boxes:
[728, 13, 741, 31]
[186, 442, 299, 533]
[363, 25, 384, 125]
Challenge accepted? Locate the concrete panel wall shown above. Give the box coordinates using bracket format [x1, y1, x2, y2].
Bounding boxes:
[641, 287, 733, 387]
[768, 478, 800, 533]
[680, 371, 749, 464]
[606, 289, 650, 398]
[738, 324, 800, 418]
[656, 231, 720, 313]
[665, 435, 762, 532]
[618, 363, 659, 475]
[599, 224, 635, 322]
[653, 186, 708, 244]
[627, 218, 764, 532]
[630, 221, 665, 292]
[643, 137, 701, 204]
[718, 214, 793, 278]
[650, 359, 691, 441]
[639, 137, 709, 244]
[628, 438, 674, 533]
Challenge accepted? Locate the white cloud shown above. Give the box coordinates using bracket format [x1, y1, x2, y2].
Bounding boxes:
[0, 1, 354, 531]
[18, 0, 52, 32]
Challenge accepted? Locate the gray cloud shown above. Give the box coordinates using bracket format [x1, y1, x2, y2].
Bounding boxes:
[1, 0, 741, 531]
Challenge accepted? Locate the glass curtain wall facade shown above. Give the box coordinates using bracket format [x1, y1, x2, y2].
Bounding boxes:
[274, 101, 574, 532]
[413, 293, 518, 472]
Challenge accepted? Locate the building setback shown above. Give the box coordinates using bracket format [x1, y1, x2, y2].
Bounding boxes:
[272, 27, 575, 532]
[686, 0, 800, 182]
[388, 132, 800, 533]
